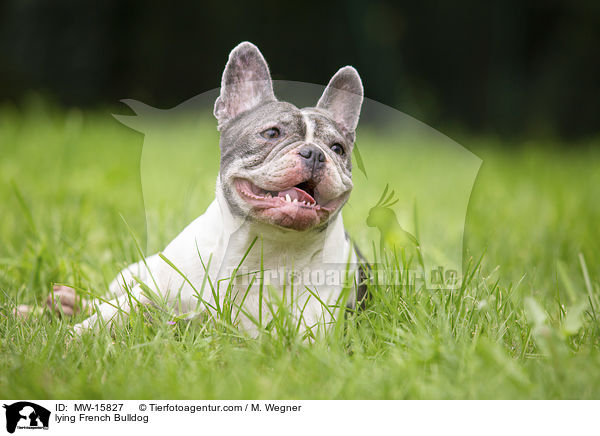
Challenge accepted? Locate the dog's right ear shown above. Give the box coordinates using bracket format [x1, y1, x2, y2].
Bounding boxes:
[214, 42, 276, 129]
[317, 66, 363, 140]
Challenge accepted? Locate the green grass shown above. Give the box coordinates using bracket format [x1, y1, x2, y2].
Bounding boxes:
[1, 100, 600, 399]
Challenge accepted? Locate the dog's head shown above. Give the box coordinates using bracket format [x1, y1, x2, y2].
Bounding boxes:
[215, 42, 363, 231]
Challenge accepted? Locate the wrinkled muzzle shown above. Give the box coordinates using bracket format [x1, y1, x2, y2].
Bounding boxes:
[229, 145, 352, 231]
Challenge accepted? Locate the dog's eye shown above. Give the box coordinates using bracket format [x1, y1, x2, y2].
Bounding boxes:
[261, 127, 280, 139]
[330, 143, 345, 156]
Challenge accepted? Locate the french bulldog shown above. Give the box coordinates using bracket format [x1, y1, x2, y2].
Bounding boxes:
[54, 42, 367, 336]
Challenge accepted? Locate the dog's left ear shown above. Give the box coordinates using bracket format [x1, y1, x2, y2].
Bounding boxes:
[317, 66, 363, 140]
[214, 42, 276, 129]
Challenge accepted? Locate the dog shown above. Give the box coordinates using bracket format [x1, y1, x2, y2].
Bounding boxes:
[51, 42, 367, 336]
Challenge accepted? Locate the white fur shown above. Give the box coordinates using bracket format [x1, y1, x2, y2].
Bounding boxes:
[301, 110, 314, 144]
[74, 178, 358, 337]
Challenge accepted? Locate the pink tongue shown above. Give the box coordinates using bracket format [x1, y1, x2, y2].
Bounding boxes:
[278, 187, 315, 203]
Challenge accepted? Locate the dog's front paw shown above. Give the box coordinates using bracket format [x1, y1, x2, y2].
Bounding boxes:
[71, 312, 101, 336]
[46, 285, 89, 317]
[72, 321, 87, 336]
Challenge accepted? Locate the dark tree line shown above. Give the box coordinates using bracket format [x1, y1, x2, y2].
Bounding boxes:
[1, 0, 598, 138]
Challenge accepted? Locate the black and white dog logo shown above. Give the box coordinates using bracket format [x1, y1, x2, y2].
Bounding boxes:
[2, 402, 50, 434]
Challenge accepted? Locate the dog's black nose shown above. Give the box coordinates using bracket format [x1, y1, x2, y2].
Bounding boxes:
[298, 145, 325, 171]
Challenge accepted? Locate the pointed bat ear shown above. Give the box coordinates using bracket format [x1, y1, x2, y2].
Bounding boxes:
[317, 66, 363, 139]
[214, 42, 276, 129]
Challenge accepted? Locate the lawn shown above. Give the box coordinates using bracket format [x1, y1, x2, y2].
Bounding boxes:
[1, 99, 599, 399]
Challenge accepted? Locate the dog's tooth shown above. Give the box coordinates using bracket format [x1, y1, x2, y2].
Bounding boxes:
[285, 194, 291, 202]
[292, 198, 298, 203]
[266, 193, 271, 198]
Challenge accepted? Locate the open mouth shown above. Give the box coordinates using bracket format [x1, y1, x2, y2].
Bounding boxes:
[233, 178, 349, 230]
[234, 178, 335, 212]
